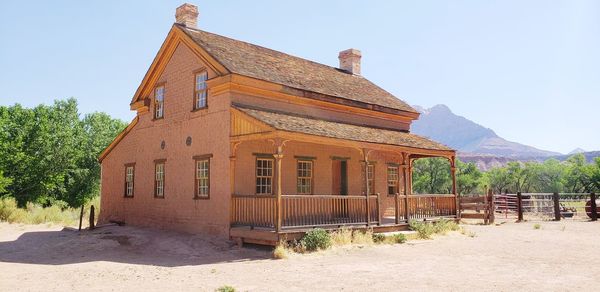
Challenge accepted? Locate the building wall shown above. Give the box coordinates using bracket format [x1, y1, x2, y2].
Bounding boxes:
[99, 42, 232, 237]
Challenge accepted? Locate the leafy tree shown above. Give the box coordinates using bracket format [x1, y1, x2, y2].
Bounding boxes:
[563, 154, 595, 193]
[455, 160, 483, 195]
[0, 170, 11, 195]
[0, 99, 126, 207]
[486, 167, 511, 194]
[412, 158, 451, 194]
[535, 159, 565, 193]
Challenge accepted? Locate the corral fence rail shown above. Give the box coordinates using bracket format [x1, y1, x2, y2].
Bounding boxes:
[492, 192, 598, 221]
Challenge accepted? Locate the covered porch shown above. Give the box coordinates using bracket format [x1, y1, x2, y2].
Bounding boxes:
[229, 106, 458, 245]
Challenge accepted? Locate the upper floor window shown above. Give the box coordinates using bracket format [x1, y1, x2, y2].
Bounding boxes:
[194, 71, 208, 109]
[256, 158, 273, 195]
[155, 86, 165, 119]
[367, 163, 375, 195]
[387, 166, 399, 195]
[124, 164, 135, 197]
[195, 158, 210, 198]
[297, 160, 313, 194]
[155, 161, 165, 197]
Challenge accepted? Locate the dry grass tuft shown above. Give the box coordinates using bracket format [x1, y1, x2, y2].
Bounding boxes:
[273, 243, 289, 259]
[351, 229, 374, 245]
[330, 227, 353, 246]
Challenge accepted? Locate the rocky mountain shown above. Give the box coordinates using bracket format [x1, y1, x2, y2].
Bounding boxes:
[568, 148, 587, 155]
[411, 104, 560, 158]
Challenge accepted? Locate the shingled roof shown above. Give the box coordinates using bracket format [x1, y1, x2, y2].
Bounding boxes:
[235, 105, 452, 152]
[177, 24, 417, 114]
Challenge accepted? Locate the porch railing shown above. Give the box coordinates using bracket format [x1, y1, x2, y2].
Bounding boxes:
[231, 193, 456, 230]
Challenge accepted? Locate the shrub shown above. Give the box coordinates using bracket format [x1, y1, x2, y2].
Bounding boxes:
[330, 227, 353, 246]
[391, 233, 407, 244]
[0, 197, 19, 221]
[409, 220, 435, 239]
[533, 224, 541, 230]
[216, 285, 235, 292]
[300, 228, 331, 251]
[0, 196, 99, 226]
[351, 229, 374, 245]
[433, 219, 460, 235]
[273, 242, 289, 259]
[372, 233, 385, 243]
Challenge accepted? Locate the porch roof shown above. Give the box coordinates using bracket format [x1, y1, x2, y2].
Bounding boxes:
[234, 106, 453, 152]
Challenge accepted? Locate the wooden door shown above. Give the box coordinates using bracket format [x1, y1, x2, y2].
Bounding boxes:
[332, 160, 348, 195]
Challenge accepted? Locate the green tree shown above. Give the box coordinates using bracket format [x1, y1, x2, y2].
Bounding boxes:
[0, 99, 126, 207]
[0, 170, 11, 195]
[412, 158, 451, 194]
[486, 167, 511, 194]
[455, 160, 483, 195]
[536, 159, 565, 193]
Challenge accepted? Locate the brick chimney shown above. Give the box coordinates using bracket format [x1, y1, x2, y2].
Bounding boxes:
[175, 3, 199, 28]
[338, 49, 362, 75]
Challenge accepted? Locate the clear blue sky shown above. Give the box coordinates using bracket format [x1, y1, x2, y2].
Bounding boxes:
[1, 1, 598, 154]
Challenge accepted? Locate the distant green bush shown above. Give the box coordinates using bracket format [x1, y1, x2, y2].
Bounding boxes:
[216, 285, 235, 292]
[372, 233, 385, 243]
[391, 233, 407, 244]
[300, 228, 331, 251]
[409, 220, 435, 239]
[0, 196, 99, 226]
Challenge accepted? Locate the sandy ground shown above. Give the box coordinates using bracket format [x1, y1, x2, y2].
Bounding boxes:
[1, 220, 599, 292]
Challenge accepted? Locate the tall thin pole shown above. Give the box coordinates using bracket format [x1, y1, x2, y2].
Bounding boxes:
[363, 149, 370, 226]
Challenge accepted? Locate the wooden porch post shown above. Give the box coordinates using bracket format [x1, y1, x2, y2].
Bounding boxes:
[229, 142, 240, 226]
[363, 148, 371, 226]
[450, 156, 458, 218]
[274, 140, 284, 232]
[402, 153, 410, 222]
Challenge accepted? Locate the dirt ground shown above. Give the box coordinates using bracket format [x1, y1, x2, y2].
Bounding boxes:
[1, 220, 599, 292]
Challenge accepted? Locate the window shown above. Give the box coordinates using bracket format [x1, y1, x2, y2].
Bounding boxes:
[155, 161, 165, 197]
[124, 164, 135, 197]
[155, 86, 165, 119]
[367, 163, 375, 194]
[194, 71, 208, 109]
[256, 158, 273, 194]
[297, 160, 313, 194]
[387, 166, 399, 195]
[195, 159, 210, 198]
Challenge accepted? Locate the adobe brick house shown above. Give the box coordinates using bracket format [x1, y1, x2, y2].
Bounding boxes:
[99, 3, 458, 245]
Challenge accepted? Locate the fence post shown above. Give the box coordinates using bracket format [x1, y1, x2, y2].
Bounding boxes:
[78, 205, 84, 231]
[89, 205, 95, 230]
[376, 193, 381, 226]
[488, 189, 495, 225]
[552, 192, 561, 221]
[483, 193, 489, 225]
[517, 192, 523, 222]
[590, 193, 598, 222]
[395, 192, 400, 224]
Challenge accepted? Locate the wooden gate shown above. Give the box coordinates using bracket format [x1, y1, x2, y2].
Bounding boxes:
[459, 191, 494, 224]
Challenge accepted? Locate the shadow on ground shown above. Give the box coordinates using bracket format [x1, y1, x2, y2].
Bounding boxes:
[0, 225, 272, 267]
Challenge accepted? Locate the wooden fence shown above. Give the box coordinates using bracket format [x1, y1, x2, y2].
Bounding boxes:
[231, 193, 457, 230]
[490, 192, 599, 221]
[459, 192, 494, 224]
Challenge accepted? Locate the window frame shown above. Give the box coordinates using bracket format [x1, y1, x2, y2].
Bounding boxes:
[367, 163, 375, 195]
[124, 163, 135, 197]
[154, 84, 165, 119]
[193, 154, 212, 199]
[193, 70, 208, 111]
[255, 157, 274, 195]
[296, 159, 314, 195]
[387, 165, 399, 196]
[154, 159, 166, 198]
